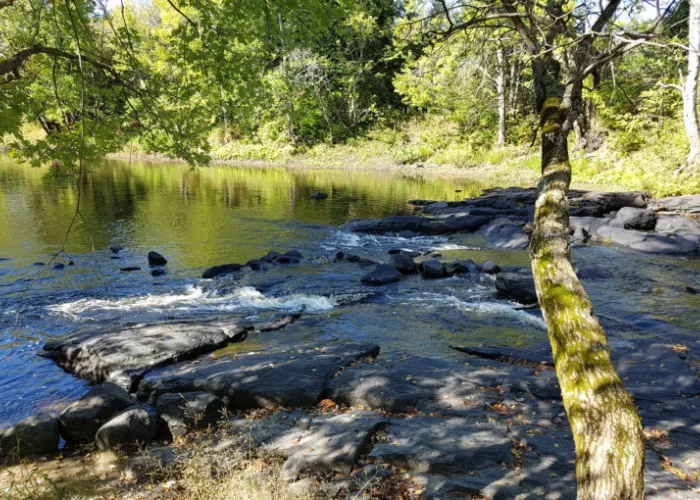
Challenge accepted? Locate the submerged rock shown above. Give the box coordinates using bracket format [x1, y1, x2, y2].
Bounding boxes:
[42, 318, 252, 390]
[95, 404, 158, 450]
[310, 192, 328, 200]
[361, 264, 402, 285]
[59, 383, 136, 444]
[420, 260, 446, 279]
[389, 253, 417, 274]
[147, 251, 168, 266]
[202, 263, 241, 279]
[0, 414, 59, 457]
[495, 272, 538, 304]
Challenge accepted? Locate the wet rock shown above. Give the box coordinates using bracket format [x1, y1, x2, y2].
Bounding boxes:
[33, 262, 45, 266]
[0, 414, 59, 457]
[42, 318, 252, 391]
[283, 249, 303, 259]
[260, 251, 282, 263]
[110, 256, 121, 260]
[482, 219, 530, 250]
[342, 216, 448, 236]
[481, 261, 501, 274]
[443, 215, 494, 232]
[147, 251, 168, 266]
[125, 447, 176, 482]
[398, 230, 417, 238]
[686, 286, 697, 295]
[137, 343, 380, 409]
[150, 268, 166, 277]
[271, 411, 388, 481]
[334, 251, 345, 261]
[420, 260, 446, 279]
[408, 199, 438, 206]
[120, 266, 141, 272]
[612, 207, 656, 230]
[247, 259, 261, 270]
[95, 404, 158, 450]
[495, 272, 537, 304]
[255, 313, 301, 332]
[346, 254, 360, 263]
[444, 261, 468, 276]
[202, 263, 241, 279]
[361, 264, 402, 285]
[52, 263, 65, 270]
[109, 245, 124, 254]
[574, 263, 613, 280]
[310, 191, 328, 200]
[389, 253, 417, 274]
[655, 215, 700, 234]
[59, 383, 137, 444]
[369, 418, 512, 474]
[156, 392, 225, 439]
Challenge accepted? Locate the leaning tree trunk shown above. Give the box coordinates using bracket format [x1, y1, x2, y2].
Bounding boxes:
[683, 0, 700, 168]
[530, 87, 645, 498]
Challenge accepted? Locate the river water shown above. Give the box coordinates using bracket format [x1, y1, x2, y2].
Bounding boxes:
[1, 158, 699, 426]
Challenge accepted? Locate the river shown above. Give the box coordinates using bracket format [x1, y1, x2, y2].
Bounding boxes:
[0, 157, 698, 426]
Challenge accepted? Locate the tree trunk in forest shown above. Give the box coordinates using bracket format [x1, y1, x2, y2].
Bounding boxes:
[496, 47, 506, 147]
[683, 0, 700, 169]
[530, 69, 645, 499]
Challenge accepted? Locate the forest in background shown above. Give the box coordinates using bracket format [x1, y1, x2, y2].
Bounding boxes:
[1, 0, 699, 195]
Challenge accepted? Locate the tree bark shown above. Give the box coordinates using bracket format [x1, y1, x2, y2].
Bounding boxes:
[496, 47, 506, 147]
[530, 69, 645, 499]
[683, 0, 700, 168]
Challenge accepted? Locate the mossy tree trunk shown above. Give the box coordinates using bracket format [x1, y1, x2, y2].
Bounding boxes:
[530, 61, 645, 499]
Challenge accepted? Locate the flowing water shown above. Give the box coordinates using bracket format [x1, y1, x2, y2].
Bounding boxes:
[0, 157, 699, 426]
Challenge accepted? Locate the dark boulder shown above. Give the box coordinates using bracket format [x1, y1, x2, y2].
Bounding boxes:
[109, 245, 124, 254]
[686, 287, 697, 295]
[59, 383, 136, 444]
[33, 262, 45, 266]
[247, 259, 262, 271]
[612, 207, 656, 230]
[346, 254, 361, 263]
[389, 253, 417, 274]
[462, 259, 479, 274]
[95, 405, 158, 450]
[283, 249, 304, 259]
[202, 263, 241, 279]
[151, 268, 166, 277]
[481, 261, 501, 274]
[52, 263, 65, 270]
[361, 264, 402, 285]
[420, 260, 446, 279]
[0, 414, 59, 457]
[156, 392, 225, 439]
[120, 266, 141, 272]
[398, 230, 417, 238]
[334, 251, 345, 261]
[495, 272, 538, 304]
[310, 192, 328, 200]
[147, 251, 168, 266]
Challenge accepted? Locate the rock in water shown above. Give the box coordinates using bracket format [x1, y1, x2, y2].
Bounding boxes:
[202, 263, 241, 279]
[495, 272, 538, 304]
[0, 414, 59, 457]
[109, 245, 124, 254]
[389, 253, 417, 274]
[156, 392, 225, 439]
[482, 219, 530, 250]
[481, 261, 501, 274]
[310, 192, 328, 200]
[420, 260, 446, 279]
[59, 383, 137, 444]
[612, 207, 656, 230]
[95, 405, 158, 450]
[361, 264, 402, 285]
[147, 251, 168, 266]
[41, 319, 253, 391]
